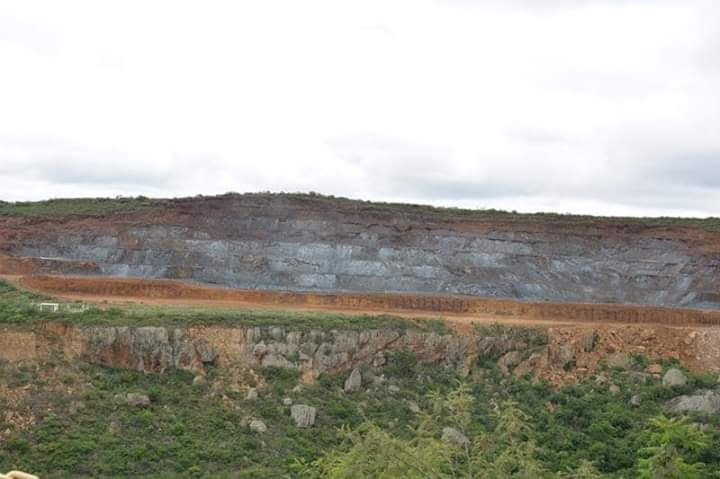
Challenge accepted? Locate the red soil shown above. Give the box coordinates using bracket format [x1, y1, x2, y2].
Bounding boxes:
[15, 274, 720, 328]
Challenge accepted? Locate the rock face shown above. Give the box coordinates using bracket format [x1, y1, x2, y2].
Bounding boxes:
[4, 193, 720, 309]
[667, 390, 720, 414]
[83, 327, 217, 373]
[290, 405, 317, 427]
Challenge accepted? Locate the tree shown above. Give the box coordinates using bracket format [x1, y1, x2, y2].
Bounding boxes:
[298, 383, 573, 478]
[636, 415, 709, 479]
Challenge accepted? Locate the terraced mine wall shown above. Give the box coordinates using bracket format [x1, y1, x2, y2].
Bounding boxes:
[2, 194, 720, 309]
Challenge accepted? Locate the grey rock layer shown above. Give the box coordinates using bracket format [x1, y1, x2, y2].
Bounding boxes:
[10, 196, 720, 309]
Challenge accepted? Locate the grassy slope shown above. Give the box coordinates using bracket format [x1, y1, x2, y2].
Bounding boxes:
[0, 279, 449, 333]
[1, 192, 719, 230]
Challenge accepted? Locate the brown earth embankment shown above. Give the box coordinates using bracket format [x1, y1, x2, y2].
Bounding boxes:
[19, 275, 720, 327]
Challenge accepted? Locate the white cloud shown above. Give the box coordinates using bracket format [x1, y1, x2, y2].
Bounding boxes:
[0, 0, 718, 217]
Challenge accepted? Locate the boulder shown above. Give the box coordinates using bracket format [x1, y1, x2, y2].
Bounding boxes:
[291, 404, 317, 427]
[282, 397, 293, 406]
[666, 390, 720, 415]
[114, 392, 150, 407]
[192, 375, 207, 387]
[249, 420, 267, 433]
[662, 368, 688, 387]
[246, 387, 258, 401]
[441, 427, 469, 447]
[344, 368, 362, 393]
[630, 395, 641, 407]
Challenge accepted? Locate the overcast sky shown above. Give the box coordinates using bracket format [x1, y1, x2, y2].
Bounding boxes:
[1, 0, 718, 217]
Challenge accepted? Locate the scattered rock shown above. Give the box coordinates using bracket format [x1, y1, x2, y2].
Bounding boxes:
[246, 387, 258, 401]
[388, 385, 401, 393]
[647, 364, 663, 374]
[114, 392, 150, 407]
[630, 395, 641, 407]
[192, 375, 207, 387]
[407, 400, 420, 413]
[606, 352, 632, 370]
[441, 427, 470, 447]
[662, 368, 688, 387]
[249, 419, 267, 433]
[372, 374, 386, 386]
[666, 390, 720, 415]
[497, 350, 524, 375]
[282, 397, 293, 406]
[609, 384, 620, 394]
[291, 404, 317, 427]
[594, 373, 609, 385]
[344, 368, 362, 393]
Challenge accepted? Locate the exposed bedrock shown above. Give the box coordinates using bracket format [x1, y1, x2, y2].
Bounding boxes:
[2, 195, 720, 308]
[3, 323, 719, 380]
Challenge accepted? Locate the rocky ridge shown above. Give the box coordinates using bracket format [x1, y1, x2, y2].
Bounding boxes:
[1, 321, 718, 383]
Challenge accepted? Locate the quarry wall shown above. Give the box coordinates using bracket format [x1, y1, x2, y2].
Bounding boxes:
[2, 194, 720, 309]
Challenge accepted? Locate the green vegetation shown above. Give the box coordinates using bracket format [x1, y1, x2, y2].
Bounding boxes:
[0, 351, 718, 478]
[0, 196, 162, 217]
[3, 191, 720, 230]
[0, 279, 450, 333]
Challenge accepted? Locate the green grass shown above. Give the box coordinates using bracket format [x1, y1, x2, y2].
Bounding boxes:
[0, 279, 450, 333]
[3, 191, 720, 230]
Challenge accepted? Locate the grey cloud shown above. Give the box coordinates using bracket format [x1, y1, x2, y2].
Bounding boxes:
[327, 130, 720, 215]
[0, 135, 224, 190]
[641, 154, 720, 190]
[328, 133, 546, 201]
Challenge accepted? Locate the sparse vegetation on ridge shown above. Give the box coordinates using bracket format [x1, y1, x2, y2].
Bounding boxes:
[2, 192, 719, 231]
[0, 196, 162, 217]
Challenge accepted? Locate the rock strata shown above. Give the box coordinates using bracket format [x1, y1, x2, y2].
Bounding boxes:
[5, 193, 720, 309]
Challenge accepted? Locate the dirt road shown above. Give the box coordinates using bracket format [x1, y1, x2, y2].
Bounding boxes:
[10, 274, 720, 329]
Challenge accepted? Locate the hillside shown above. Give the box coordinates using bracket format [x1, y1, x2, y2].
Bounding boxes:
[1, 194, 720, 477]
[2, 192, 720, 309]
